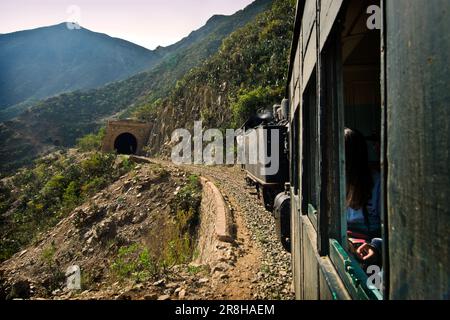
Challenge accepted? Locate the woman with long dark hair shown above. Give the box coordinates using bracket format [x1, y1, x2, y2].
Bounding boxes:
[345, 128, 382, 265]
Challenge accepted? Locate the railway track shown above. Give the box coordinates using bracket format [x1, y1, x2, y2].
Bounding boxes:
[154, 159, 294, 300]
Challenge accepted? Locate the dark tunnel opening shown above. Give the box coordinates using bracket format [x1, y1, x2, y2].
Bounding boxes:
[114, 132, 138, 155]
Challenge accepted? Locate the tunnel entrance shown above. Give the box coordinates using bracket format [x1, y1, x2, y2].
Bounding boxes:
[102, 120, 151, 155]
[114, 132, 138, 155]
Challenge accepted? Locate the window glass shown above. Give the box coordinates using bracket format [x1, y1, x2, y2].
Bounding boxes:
[291, 108, 300, 195]
[302, 72, 319, 221]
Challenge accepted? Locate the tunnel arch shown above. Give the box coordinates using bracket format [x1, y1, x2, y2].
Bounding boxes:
[102, 120, 151, 155]
[114, 132, 138, 155]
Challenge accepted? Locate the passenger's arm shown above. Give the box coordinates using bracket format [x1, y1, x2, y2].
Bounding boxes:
[356, 240, 382, 265]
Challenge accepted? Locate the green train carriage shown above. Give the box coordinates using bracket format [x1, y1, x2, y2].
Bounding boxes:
[285, 0, 450, 300]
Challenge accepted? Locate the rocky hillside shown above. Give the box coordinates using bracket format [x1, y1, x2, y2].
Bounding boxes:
[0, 0, 272, 175]
[0, 157, 294, 300]
[135, 0, 296, 154]
[0, 157, 204, 299]
[0, 150, 136, 261]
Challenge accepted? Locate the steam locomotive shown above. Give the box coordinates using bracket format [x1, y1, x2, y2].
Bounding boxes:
[240, 99, 291, 252]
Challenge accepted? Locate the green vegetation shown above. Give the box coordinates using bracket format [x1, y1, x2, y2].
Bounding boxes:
[110, 174, 202, 281]
[0, 151, 135, 262]
[187, 264, 207, 275]
[0, 182, 11, 215]
[133, 0, 296, 155]
[231, 86, 284, 127]
[40, 242, 65, 293]
[125, 0, 273, 112]
[0, 0, 296, 269]
[172, 175, 202, 215]
[111, 244, 160, 282]
[260, 263, 270, 275]
[164, 209, 198, 267]
[41, 243, 57, 267]
[76, 127, 105, 152]
[164, 175, 202, 266]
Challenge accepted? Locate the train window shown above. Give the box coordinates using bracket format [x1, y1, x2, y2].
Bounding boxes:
[291, 107, 300, 195]
[302, 71, 319, 227]
[327, 0, 383, 300]
[342, 2, 381, 249]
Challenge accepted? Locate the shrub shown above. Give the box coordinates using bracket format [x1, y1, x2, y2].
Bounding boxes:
[162, 174, 203, 267]
[76, 128, 105, 152]
[81, 177, 107, 196]
[63, 181, 80, 208]
[231, 86, 283, 127]
[117, 156, 136, 174]
[41, 244, 56, 267]
[0, 182, 12, 215]
[163, 209, 197, 267]
[172, 175, 202, 215]
[42, 175, 66, 199]
[111, 244, 160, 282]
[81, 153, 115, 178]
[40, 243, 65, 293]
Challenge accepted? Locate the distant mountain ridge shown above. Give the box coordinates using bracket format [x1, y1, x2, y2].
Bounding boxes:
[0, 1, 273, 121]
[0, 23, 164, 114]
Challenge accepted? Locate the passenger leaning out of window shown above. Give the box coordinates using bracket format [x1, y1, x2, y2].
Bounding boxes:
[345, 128, 382, 267]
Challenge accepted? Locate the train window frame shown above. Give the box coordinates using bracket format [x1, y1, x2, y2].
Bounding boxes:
[291, 107, 300, 196]
[316, 23, 345, 257]
[301, 69, 319, 230]
[321, 0, 384, 300]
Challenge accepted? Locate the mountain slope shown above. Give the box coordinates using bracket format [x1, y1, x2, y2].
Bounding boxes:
[0, 0, 272, 175]
[137, 0, 296, 154]
[0, 23, 162, 114]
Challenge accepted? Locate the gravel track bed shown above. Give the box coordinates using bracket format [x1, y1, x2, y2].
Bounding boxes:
[183, 164, 294, 300]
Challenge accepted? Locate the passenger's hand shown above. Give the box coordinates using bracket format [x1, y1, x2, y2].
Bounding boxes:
[356, 243, 379, 264]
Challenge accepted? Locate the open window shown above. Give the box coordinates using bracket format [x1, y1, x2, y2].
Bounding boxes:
[323, 0, 384, 300]
[342, 4, 382, 243]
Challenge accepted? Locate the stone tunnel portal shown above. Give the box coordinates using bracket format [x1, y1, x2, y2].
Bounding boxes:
[102, 120, 151, 156]
[114, 132, 138, 155]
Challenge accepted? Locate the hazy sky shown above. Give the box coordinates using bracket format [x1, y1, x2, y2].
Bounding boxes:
[0, 0, 255, 49]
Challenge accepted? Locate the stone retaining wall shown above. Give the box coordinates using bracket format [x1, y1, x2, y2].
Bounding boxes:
[195, 177, 233, 265]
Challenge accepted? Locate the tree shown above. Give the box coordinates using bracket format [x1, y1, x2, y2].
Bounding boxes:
[231, 86, 283, 127]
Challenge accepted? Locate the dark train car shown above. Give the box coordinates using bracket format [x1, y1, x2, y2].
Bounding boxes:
[241, 104, 290, 209]
[286, 0, 450, 299]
